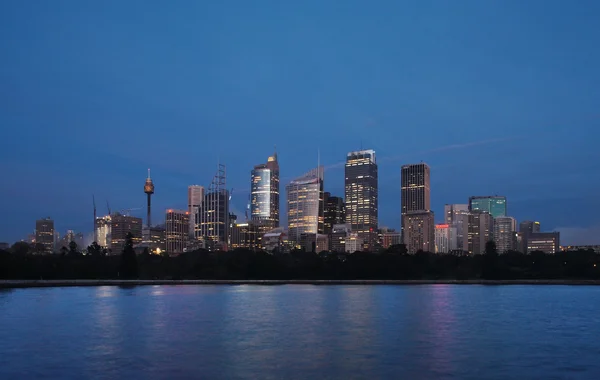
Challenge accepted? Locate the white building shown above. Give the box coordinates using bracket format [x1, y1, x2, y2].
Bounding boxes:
[494, 216, 517, 253]
[345, 232, 364, 253]
[188, 185, 205, 238]
[434, 224, 457, 253]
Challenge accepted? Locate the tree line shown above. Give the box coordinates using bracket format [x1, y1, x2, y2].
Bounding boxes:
[1, 236, 598, 280]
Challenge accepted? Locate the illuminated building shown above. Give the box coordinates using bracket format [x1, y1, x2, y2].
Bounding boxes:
[435, 224, 457, 253]
[467, 211, 494, 254]
[324, 192, 345, 235]
[142, 226, 166, 254]
[188, 185, 204, 238]
[444, 204, 470, 251]
[401, 163, 431, 243]
[345, 150, 378, 250]
[198, 164, 230, 250]
[166, 210, 189, 253]
[300, 233, 329, 253]
[331, 224, 351, 252]
[35, 217, 55, 253]
[468, 196, 507, 218]
[262, 228, 288, 252]
[527, 232, 560, 254]
[230, 220, 260, 250]
[404, 211, 435, 253]
[345, 232, 364, 253]
[379, 227, 401, 249]
[286, 166, 324, 246]
[251, 150, 280, 235]
[144, 169, 155, 228]
[110, 213, 142, 254]
[95, 215, 112, 248]
[494, 216, 517, 253]
[519, 220, 541, 253]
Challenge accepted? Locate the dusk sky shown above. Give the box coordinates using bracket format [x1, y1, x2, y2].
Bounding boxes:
[0, 0, 598, 245]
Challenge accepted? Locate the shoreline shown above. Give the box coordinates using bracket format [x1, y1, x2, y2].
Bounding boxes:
[2, 279, 600, 288]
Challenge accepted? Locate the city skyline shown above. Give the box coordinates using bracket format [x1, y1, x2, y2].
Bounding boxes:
[1, 1, 599, 245]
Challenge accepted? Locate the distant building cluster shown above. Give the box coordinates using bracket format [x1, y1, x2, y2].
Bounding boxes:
[16, 148, 568, 256]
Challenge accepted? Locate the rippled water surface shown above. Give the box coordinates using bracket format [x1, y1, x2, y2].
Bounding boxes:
[1, 285, 599, 379]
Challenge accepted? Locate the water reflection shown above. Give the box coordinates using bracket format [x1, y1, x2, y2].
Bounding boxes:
[1, 285, 600, 380]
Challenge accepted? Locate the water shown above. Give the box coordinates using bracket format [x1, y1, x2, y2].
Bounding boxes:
[1, 285, 599, 379]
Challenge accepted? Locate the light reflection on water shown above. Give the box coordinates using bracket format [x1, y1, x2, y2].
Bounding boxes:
[1, 285, 600, 379]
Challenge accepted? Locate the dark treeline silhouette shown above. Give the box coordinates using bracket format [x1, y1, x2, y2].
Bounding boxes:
[0, 238, 598, 280]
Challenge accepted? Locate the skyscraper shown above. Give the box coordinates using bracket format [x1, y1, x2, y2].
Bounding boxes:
[323, 192, 345, 235]
[35, 217, 55, 253]
[198, 165, 229, 250]
[401, 163, 431, 242]
[518, 220, 541, 253]
[144, 169, 155, 228]
[251, 151, 280, 233]
[188, 185, 204, 238]
[469, 196, 507, 218]
[166, 209, 190, 253]
[345, 150, 378, 250]
[404, 211, 435, 253]
[467, 211, 494, 254]
[110, 213, 142, 254]
[401, 163, 431, 250]
[494, 216, 517, 253]
[286, 166, 324, 246]
[444, 204, 469, 251]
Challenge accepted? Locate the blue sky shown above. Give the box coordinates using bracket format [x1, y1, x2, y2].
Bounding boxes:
[0, 0, 598, 245]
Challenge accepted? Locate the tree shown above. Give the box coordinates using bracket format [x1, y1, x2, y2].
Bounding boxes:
[11, 242, 30, 256]
[60, 246, 68, 256]
[120, 232, 138, 278]
[68, 241, 78, 256]
[87, 242, 103, 256]
[482, 240, 498, 279]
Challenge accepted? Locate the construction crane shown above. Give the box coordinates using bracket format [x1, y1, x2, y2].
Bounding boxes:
[106, 201, 112, 215]
[229, 188, 234, 201]
[93, 195, 97, 242]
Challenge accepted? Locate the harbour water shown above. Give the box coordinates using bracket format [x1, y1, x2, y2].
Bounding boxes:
[1, 285, 599, 379]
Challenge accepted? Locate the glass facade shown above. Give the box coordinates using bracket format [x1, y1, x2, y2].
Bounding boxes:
[345, 150, 378, 250]
[401, 163, 431, 244]
[468, 196, 507, 218]
[286, 167, 324, 245]
[251, 152, 280, 233]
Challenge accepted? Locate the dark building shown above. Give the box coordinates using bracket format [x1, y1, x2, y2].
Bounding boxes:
[35, 217, 55, 252]
[323, 192, 345, 235]
[401, 163, 431, 244]
[110, 213, 143, 254]
[518, 220, 541, 253]
[345, 150, 378, 250]
[251, 150, 280, 235]
[527, 232, 560, 254]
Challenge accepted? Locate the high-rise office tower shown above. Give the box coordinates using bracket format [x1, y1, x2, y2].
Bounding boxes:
[251, 151, 280, 234]
[198, 165, 229, 250]
[401, 163, 431, 243]
[467, 211, 494, 255]
[95, 215, 112, 248]
[494, 216, 517, 253]
[35, 217, 55, 253]
[469, 196, 507, 218]
[188, 185, 205, 238]
[166, 209, 190, 253]
[286, 166, 324, 245]
[345, 150, 378, 250]
[435, 224, 457, 253]
[518, 220, 541, 253]
[323, 192, 346, 235]
[404, 211, 435, 253]
[110, 213, 142, 253]
[444, 204, 468, 224]
[444, 204, 469, 251]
